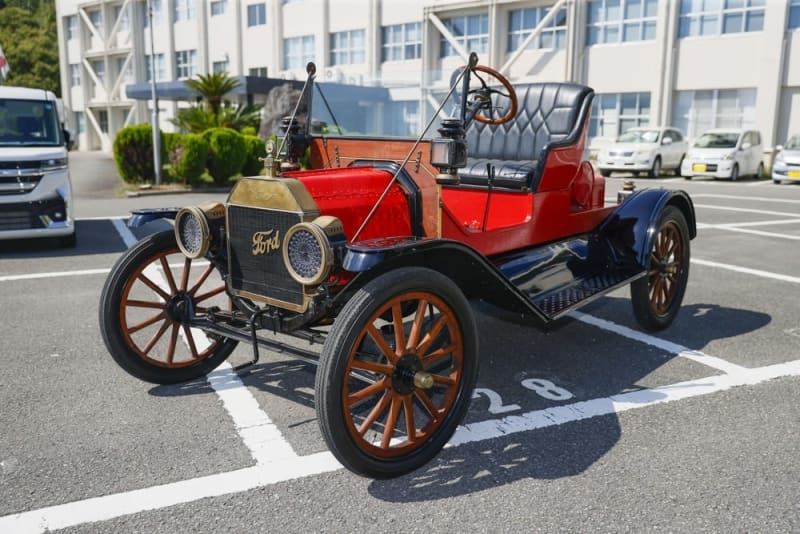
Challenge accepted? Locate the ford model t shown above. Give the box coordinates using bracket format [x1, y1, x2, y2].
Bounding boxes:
[100, 55, 696, 478]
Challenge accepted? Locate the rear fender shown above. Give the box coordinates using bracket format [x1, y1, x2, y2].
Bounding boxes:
[598, 189, 696, 269]
[337, 238, 548, 325]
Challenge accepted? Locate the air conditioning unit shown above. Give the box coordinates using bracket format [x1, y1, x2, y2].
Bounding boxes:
[324, 68, 344, 82]
[347, 75, 363, 85]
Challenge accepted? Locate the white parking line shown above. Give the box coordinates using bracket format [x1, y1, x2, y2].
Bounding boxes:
[692, 258, 800, 284]
[693, 204, 800, 218]
[697, 225, 800, 241]
[693, 194, 800, 204]
[111, 218, 138, 248]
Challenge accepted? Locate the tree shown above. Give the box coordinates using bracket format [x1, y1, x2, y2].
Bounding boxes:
[171, 72, 261, 134]
[0, 2, 61, 94]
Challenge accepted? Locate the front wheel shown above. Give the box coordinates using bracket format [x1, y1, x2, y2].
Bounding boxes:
[630, 206, 691, 331]
[650, 156, 662, 178]
[730, 163, 739, 181]
[315, 267, 478, 478]
[99, 230, 238, 384]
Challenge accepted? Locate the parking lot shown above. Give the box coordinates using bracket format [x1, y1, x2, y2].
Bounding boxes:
[1, 153, 799, 533]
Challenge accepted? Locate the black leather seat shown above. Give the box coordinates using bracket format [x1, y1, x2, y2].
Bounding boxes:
[459, 83, 594, 191]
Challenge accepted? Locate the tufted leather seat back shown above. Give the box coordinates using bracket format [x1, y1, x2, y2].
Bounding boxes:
[461, 83, 593, 191]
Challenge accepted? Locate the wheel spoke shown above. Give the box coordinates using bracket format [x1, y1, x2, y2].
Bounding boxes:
[128, 311, 167, 334]
[166, 323, 179, 364]
[350, 359, 394, 376]
[136, 273, 171, 302]
[347, 377, 388, 407]
[392, 303, 406, 353]
[366, 324, 399, 364]
[159, 256, 179, 294]
[126, 299, 165, 310]
[141, 317, 172, 354]
[431, 373, 456, 386]
[422, 342, 457, 367]
[380, 396, 402, 449]
[356, 391, 391, 436]
[188, 263, 216, 296]
[414, 390, 440, 424]
[194, 285, 226, 303]
[182, 325, 200, 360]
[403, 396, 416, 443]
[405, 299, 428, 351]
[415, 314, 448, 355]
[179, 257, 191, 291]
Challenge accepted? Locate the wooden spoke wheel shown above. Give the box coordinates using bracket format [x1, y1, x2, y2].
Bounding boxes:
[100, 230, 237, 384]
[631, 206, 691, 331]
[316, 267, 478, 478]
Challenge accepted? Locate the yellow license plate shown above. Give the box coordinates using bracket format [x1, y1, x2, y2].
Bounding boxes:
[692, 164, 707, 172]
[788, 170, 800, 178]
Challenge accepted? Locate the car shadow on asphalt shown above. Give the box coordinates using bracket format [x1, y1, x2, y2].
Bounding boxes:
[0, 220, 127, 258]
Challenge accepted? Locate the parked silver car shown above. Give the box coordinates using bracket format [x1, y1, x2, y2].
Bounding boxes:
[596, 127, 688, 178]
[681, 129, 764, 181]
[771, 134, 800, 184]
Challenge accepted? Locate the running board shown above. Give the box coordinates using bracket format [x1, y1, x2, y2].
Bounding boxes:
[530, 271, 645, 320]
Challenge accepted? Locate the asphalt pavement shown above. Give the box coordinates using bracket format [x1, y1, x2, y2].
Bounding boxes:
[0, 154, 798, 533]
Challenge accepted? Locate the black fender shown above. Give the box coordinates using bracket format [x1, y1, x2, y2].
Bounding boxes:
[336, 238, 549, 326]
[127, 207, 180, 228]
[598, 188, 696, 270]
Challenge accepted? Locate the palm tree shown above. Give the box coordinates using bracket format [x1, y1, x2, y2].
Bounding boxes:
[184, 72, 241, 116]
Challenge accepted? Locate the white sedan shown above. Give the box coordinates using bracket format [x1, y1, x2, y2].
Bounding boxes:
[596, 127, 688, 178]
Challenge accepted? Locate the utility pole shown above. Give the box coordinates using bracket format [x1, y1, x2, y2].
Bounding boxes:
[147, 0, 162, 185]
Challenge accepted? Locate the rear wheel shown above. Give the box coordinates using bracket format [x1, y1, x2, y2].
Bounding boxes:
[316, 267, 478, 478]
[773, 179, 782, 185]
[99, 230, 237, 384]
[631, 206, 690, 331]
[755, 162, 764, 179]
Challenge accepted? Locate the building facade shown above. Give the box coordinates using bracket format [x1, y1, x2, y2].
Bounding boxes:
[55, 0, 800, 154]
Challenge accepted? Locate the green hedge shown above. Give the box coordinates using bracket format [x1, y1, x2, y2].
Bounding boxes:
[165, 133, 208, 185]
[203, 127, 246, 185]
[112, 124, 160, 184]
[241, 135, 267, 176]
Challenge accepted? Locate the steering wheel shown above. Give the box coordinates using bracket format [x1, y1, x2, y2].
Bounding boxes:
[459, 64, 518, 126]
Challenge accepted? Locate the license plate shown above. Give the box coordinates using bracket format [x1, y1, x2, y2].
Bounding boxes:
[692, 163, 707, 172]
[788, 170, 800, 178]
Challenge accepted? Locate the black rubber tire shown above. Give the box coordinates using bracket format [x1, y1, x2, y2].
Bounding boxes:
[630, 206, 691, 331]
[683, 175, 692, 180]
[773, 179, 782, 185]
[600, 170, 612, 178]
[730, 163, 739, 181]
[755, 162, 764, 179]
[650, 156, 661, 178]
[315, 267, 478, 478]
[99, 230, 238, 384]
[675, 156, 685, 177]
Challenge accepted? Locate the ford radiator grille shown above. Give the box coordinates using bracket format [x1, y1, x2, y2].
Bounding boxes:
[227, 205, 305, 308]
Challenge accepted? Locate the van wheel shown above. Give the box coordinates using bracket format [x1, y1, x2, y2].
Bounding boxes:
[730, 164, 739, 182]
[650, 157, 661, 178]
[675, 156, 685, 176]
[755, 162, 764, 179]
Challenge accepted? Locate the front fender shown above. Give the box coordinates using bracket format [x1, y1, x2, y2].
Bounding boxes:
[127, 207, 180, 228]
[337, 238, 549, 325]
[598, 188, 696, 269]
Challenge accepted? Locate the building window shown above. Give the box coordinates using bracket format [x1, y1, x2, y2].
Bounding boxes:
[249, 66, 268, 77]
[145, 53, 165, 82]
[790, 0, 800, 29]
[382, 22, 421, 62]
[589, 92, 651, 138]
[91, 60, 106, 84]
[587, 0, 657, 45]
[283, 35, 315, 70]
[679, 0, 764, 38]
[65, 15, 78, 40]
[74, 111, 85, 135]
[69, 64, 80, 87]
[116, 57, 133, 84]
[440, 14, 489, 57]
[89, 10, 103, 37]
[330, 29, 366, 65]
[211, 0, 228, 16]
[508, 6, 567, 51]
[213, 60, 229, 74]
[175, 49, 197, 79]
[98, 110, 109, 134]
[143, 0, 162, 27]
[114, 5, 130, 32]
[174, 0, 195, 22]
[671, 89, 757, 139]
[247, 3, 267, 27]
[385, 100, 419, 136]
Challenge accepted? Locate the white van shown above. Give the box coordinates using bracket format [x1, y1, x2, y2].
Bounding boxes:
[0, 86, 74, 246]
[681, 128, 764, 181]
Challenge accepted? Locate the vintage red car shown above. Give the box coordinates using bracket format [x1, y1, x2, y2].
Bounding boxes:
[100, 55, 696, 479]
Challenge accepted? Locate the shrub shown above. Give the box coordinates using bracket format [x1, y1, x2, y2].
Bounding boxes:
[241, 135, 267, 176]
[203, 127, 246, 185]
[112, 124, 158, 183]
[168, 134, 209, 185]
[240, 126, 257, 137]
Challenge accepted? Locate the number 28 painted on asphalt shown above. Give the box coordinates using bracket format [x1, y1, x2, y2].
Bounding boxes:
[472, 378, 574, 415]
